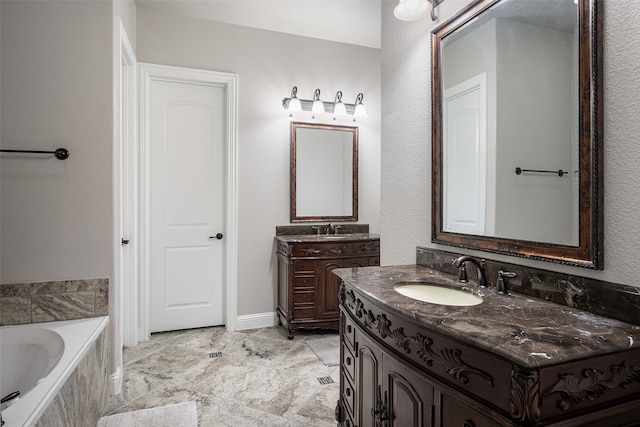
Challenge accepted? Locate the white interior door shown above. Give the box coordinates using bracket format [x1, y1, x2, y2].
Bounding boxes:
[443, 74, 487, 235]
[149, 78, 225, 333]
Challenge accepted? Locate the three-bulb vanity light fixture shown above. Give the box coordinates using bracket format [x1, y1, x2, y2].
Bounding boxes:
[394, 0, 445, 21]
[282, 86, 367, 120]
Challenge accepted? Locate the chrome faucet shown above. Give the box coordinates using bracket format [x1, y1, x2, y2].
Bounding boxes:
[452, 256, 487, 288]
[324, 223, 342, 235]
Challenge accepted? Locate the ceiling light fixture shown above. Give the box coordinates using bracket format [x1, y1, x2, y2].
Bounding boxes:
[394, 0, 445, 21]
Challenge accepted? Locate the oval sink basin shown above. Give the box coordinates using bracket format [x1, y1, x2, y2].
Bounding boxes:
[393, 282, 483, 306]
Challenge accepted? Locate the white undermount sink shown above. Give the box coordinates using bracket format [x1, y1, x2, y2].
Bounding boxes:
[393, 282, 483, 306]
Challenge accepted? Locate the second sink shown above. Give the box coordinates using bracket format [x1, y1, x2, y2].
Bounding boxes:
[393, 282, 483, 306]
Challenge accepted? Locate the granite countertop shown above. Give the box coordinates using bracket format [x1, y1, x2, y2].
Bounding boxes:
[275, 233, 380, 243]
[333, 264, 640, 368]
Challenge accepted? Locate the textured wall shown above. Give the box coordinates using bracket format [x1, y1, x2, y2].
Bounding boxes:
[381, 0, 640, 287]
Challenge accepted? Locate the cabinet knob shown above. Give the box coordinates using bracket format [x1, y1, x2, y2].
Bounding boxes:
[347, 325, 352, 333]
[346, 357, 352, 365]
[302, 294, 307, 300]
[302, 279, 307, 285]
[463, 421, 476, 427]
[345, 388, 351, 397]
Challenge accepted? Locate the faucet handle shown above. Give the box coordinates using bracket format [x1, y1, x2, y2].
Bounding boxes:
[456, 264, 468, 282]
[332, 224, 342, 235]
[311, 226, 321, 235]
[496, 270, 517, 294]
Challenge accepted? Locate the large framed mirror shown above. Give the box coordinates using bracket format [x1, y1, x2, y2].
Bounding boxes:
[290, 122, 358, 222]
[432, 0, 603, 268]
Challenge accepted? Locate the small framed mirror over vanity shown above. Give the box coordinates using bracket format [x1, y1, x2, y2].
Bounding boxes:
[431, 0, 603, 269]
[290, 122, 358, 222]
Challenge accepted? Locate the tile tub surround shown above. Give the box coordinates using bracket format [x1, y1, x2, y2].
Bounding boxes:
[34, 321, 111, 427]
[0, 278, 109, 326]
[333, 264, 640, 367]
[105, 326, 339, 426]
[417, 247, 640, 326]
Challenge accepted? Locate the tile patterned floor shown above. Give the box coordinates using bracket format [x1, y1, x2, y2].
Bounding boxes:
[104, 326, 340, 426]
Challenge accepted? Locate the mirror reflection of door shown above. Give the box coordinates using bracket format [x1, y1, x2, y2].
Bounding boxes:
[443, 74, 488, 235]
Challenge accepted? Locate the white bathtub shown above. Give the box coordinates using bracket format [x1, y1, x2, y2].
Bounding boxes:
[0, 317, 109, 426]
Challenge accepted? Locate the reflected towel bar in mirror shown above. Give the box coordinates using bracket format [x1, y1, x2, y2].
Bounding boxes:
[515, 167, 568, 177]
[0, 148, 69, 160]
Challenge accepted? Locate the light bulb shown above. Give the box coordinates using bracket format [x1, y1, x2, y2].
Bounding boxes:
[394, 0, 430, 21]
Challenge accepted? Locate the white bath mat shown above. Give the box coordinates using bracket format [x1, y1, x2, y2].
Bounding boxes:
[307, 335, 340, 366]
[97, 401, 197, 427]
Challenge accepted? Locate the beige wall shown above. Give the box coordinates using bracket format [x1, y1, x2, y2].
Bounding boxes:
[381, 0, 640, 287]
[136, 8, 381, 316]
[1, 1, 114, 283]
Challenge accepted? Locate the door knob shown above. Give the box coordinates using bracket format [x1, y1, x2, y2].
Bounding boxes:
[209, 233, 224, 240]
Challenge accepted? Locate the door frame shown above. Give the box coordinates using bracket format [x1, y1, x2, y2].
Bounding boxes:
[138, 63, 239, 340]
[119, 21, 138, 349]
[114, 18, 137, 395]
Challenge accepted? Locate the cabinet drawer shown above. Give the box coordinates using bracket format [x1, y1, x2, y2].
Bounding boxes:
[294, 291, 315, 305]
[294, 307, 315, 319]
[341, 372, 355, 418]
[440, 395, 506, 427]
[293, 260, 314, 273]
[342, 342, 355, 383]
[342, 313, 357, 350]
[294, 276, 315, 289]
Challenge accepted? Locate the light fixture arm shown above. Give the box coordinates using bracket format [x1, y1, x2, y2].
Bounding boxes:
[429, 0, 445, 21]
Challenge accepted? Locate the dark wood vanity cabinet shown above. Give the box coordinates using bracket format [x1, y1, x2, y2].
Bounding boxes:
[336, 280, 640, 427]
[275, 237, 379, 339]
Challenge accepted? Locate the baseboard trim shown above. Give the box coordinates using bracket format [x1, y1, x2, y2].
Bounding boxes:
[109, 367, 122, 395]
[235, 311, 277, 330]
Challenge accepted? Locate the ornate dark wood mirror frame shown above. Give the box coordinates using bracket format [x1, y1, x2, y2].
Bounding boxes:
[431, 0, 603, 268]
[290, 122, 358, 222]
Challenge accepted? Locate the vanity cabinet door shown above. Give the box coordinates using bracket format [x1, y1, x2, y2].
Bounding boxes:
[355, 329, 382, 426]
[353, 326, 436, 427]
[383, 353, 435, 427]
[318, 257, 369, 320]
[317, 259, 343, 319]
